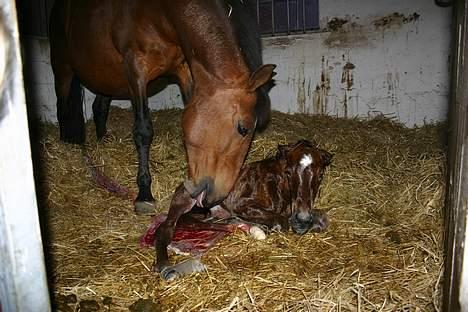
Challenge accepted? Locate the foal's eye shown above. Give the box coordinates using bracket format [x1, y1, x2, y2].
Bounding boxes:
[237, 122, 249, 137]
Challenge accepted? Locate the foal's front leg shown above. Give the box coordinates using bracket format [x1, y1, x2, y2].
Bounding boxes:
[124, 54, 156, 214]
[155, 184, 206, 280]
[232, 201, 290, 233]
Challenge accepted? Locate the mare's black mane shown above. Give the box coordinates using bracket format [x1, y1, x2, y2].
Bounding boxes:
[227, 0, 274, 131]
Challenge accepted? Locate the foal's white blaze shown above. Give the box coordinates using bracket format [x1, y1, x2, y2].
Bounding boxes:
[300, 154, 313, 168]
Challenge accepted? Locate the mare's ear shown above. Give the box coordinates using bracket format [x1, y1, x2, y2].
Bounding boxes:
[320, 150, 333, 166]
[248, 64, 276, 92]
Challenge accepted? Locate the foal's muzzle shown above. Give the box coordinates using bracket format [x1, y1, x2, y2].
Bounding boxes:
[289, 210, 329, 234]
[289, 212, 312, 235]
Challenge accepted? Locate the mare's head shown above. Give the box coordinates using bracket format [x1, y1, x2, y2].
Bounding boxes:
[182, 64, 276, 206]
[277, 140, 333, 234]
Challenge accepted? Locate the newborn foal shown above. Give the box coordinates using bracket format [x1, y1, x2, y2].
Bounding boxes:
[155, 140, 332, 279]
[221, 139, 332, 234]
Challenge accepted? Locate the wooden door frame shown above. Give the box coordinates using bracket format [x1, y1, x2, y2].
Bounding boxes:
[0, 1, 51, 311]
[443, 0, 468, 310]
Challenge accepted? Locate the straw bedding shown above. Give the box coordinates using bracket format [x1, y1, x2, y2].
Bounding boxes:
[36, 107, 446, 311]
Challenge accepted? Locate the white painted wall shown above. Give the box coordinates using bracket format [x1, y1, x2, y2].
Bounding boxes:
[267, 0, 452, 125]
[22, 0, 452, 127]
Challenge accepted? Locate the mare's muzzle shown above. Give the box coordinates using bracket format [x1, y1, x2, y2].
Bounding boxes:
[183, 177, 214, 207]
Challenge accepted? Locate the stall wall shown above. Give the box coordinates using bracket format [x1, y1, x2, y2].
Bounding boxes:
[23, 0, 451, 127]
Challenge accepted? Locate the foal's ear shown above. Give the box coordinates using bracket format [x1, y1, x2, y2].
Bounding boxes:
[320, 150, 333, 166]
[276, 143, 292, 159]
[248, 64, 277, 92]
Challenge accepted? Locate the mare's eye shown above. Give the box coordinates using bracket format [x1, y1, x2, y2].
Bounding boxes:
[237, 122, 249, 137]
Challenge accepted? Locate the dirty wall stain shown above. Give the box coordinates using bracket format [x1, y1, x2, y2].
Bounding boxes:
[296, 63, 306, 113]
[312, 56, 331, 115]
[324, 17, 370, 48]
[324, 12, 420, 48]
[385, 72, 400, 108]
[341, 61, 355, 118]
[341, 62, 355, 90]
[373, 12, 420, 29]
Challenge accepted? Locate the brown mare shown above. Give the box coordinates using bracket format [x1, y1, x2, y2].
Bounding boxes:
[49, 0, 275, 215]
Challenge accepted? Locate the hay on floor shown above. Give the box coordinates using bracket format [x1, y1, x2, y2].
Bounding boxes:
[37, 107, 446, 311]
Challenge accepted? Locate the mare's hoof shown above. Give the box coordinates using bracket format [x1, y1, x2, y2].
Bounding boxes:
[159, 259, 206, 281]
[60, 132, 85, 145]
[96, 130, 108, 142]
[60, 123, 85, 145]
[134, 201, 156, 215]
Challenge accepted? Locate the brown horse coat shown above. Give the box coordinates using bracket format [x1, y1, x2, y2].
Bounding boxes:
[49, 0, 275, 212]
[50, 0, 277, 279]
[221, 139, 332, 234]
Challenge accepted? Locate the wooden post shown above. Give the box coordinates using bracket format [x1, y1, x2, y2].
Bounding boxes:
[443, 0, 468, 310]
[0, 1, 51, 311]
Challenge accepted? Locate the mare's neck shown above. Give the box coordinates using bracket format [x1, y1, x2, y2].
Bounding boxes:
[176, 1, 250, 88]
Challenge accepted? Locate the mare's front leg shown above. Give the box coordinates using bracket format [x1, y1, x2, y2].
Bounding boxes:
[155, 184, 206, 280]
[124, 54, 155, 214]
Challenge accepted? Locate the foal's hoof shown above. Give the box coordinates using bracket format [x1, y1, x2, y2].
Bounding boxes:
[134, 201, 156, 215]
[249, 226, 267, 240]
[160, 267, 180, 281]
[159, 259, 206, 281]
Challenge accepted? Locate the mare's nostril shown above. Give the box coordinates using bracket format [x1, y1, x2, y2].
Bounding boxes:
[183, 178, 213, 200]
[205, 180, 213, 196]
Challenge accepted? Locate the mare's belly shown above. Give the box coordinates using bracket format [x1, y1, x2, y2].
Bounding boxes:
[71, 50, 129, 97]
[66, 1, 178, 97]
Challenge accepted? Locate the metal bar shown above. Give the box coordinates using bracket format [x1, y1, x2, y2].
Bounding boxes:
[43, 0, 48, 36]
[271, 0, 275, 36]
[45, 0, 54, 36]
[256, 0, 260, 25]
[296, 0, 300, 31]
[315, 0, 319, 30]
[302, 0, 306, 33]
[286, 0, 290, 35]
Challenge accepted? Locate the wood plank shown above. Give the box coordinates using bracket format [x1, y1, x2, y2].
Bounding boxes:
[443, 0, 468, 310]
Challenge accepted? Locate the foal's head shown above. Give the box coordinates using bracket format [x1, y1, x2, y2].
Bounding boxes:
[182, 64, 275, 206]
[277, 140, 333, 234]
